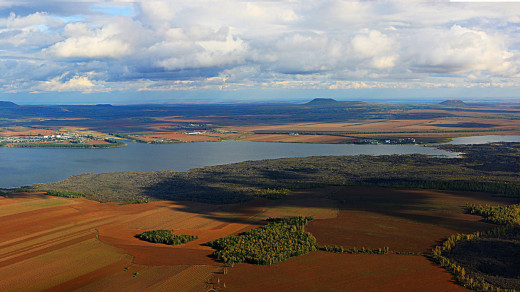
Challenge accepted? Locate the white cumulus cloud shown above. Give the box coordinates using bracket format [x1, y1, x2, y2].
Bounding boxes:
[45, 17, 146, 59]
[351, 30, 398, 69]
[36, 72, 106, 93]
[411, 25, 517, 76]
[0, 0, 519, 97]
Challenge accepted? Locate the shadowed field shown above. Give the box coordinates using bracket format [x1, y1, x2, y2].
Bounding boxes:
[213, 251, 468, 292]
[306, 187, 515, 253]
[1, 184, 515, 291]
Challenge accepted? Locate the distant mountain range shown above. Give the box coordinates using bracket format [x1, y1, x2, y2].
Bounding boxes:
[0, 101, 19, 107]
[440, 100, 467, 107]
[305, 98, 339, 105]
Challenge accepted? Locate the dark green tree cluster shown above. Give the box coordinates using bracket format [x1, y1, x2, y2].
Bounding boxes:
[467, 204, 520, 226]
[136, 230, 198, 245]
[255, 188, 290, 199]
[320, 245, 410, 255]
[206, 216, 318, 265]
[362, 179, 520, 198]
[41, 189, 85, 198]
[124, 199, 149, 204]
[265, 216, 313, 229]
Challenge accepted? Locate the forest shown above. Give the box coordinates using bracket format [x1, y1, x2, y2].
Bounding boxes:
[206, 216, 317, 265]
[136, 230, 198, 246]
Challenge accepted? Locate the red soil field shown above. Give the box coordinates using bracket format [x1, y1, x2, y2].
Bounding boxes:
[0, 128, 54, 136]
[242, 134, 352, 143]
[306, 186, 515, 253]
[154, 117, 213, 123]
[215, 251, 467, 292]
[0, 185, 513, 290]
[229, 114, 520, 143]
[254, 189, 339, 220]
[0, 194, 261, 291]
[141, 133, 220, 142]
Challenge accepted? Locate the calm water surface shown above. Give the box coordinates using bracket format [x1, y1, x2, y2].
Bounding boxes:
[446, 135, 520, 145]
[0, 141, 457, 188]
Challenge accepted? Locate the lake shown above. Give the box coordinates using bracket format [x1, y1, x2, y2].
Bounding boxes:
[446, 135, 520, 145]
[0, 141, 457, 188]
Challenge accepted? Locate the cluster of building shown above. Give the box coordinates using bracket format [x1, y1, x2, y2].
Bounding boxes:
[359, 137, 416, 144]
[0, 132, 97, 144]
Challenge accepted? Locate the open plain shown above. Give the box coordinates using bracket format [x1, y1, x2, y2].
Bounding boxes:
[1, 184, 515, 291]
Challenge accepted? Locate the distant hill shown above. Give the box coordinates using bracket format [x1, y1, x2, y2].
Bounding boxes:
[440, 100, 466, 107]
[305, 98, 338, 105]
[0, 101, 18, 107]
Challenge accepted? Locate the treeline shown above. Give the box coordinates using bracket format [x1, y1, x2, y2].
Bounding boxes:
[360, 179, 520, 198]
[6, 188, 86, 198]
[320, 245, 416, 255]
[206, 216, 318, 265]
[467, 204, 520, 226]
[136, 230, 198, 245]
[124, 199, 150, 204]
[431, 226, 517, 292]
[266, 216, 313, 227]
[41, 189, 85, 198]
[255, 188, 290, 199]
[432, 202, 520, 291]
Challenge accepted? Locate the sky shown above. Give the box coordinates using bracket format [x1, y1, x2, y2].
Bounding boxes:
[0, 0, 520, 104]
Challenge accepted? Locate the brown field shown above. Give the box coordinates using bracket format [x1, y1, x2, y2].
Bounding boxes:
[240, 120, 520, 133]
[229, 113, 520, 143]
[0, 127, 54, 136]
[242, 134, 353, 143]
[154, 117, 214, 123]
[0, 185, 515, 290]
[3, 103, 519, 146]
[252, 189, 339, 220]
[141, 133, 221, 142]
[0, 194, 263, 291]
[119, 105, 520, 144]
[214, 251, 467, 292]
[18, 105, 513, 145]
[306, 186, 515, 253]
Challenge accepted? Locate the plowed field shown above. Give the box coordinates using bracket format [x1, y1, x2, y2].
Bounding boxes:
[1, 185, 513, 290]
[0, 194, 260, 291]
[306, 186, 515, 253]
[214, 251, 467, 292]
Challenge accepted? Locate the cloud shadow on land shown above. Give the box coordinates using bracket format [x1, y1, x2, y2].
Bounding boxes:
[27, 143, 520, 231]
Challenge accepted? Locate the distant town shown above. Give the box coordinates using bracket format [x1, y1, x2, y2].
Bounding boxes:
[0, 131, 124, 148]
[357, 137, 416, 145]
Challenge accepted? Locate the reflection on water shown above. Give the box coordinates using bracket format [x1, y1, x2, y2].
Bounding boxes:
[446, 135, 520, 145]
[0, 141, 455, 188]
